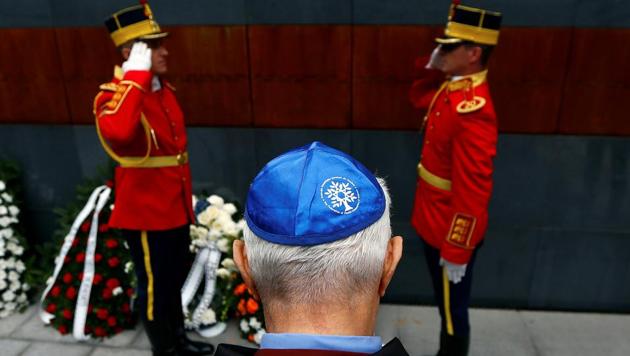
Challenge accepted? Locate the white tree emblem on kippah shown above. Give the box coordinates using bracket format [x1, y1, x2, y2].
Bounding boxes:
[320, 177, 360, 214]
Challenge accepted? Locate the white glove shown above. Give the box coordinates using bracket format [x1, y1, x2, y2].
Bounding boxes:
[440, 257, 467, 284]
[122, 41, 152, 73]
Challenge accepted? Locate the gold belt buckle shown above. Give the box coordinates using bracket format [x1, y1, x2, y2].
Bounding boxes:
[176, 152, 188, 165]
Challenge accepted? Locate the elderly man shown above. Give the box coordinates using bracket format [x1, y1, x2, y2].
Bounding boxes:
[409, 2, 502, 356]
[93, 1, 213, 355]
[215, 141, 408, 355]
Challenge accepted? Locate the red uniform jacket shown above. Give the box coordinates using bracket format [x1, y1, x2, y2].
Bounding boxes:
[410, 63, 498, 264]
[93, 67, 194, 231]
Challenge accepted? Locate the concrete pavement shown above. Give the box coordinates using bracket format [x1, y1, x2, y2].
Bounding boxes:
[0, 304, 628, 356]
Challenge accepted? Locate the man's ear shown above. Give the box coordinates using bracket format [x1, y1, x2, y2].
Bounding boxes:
[467, 46, 482, 65]
[233, 240, 259, 299]
[121, 46, 131, 60]
[379, 236, 403, 297]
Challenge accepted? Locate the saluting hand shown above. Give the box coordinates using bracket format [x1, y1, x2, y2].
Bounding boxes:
[122, 41, 152, 73]
[440, 257, 467, 284]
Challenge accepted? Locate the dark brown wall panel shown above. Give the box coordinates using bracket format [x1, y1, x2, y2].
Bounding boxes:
[55, 28, 119, 125]
[249, 25, 351, 128]
[0, 29, 69, 124]
[166, 26, 252, 127]
[353, 25, 442, 130]
[489, 28, 572, 133]
[558, 28, 630, 135]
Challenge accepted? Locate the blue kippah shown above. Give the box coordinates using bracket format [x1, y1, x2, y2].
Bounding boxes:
[245, 141, 386, 246]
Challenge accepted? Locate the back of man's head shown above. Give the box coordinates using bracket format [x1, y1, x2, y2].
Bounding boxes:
[234, 142, 402, 321]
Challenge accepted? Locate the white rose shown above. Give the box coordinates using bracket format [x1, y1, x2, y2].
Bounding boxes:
[0, 217, 11, 228]
[224, 223, 239, 237]
[0, 310, 9, 318]
[14, 246, 23, 256]
[200, 308, 216, 325]
[4, 302, 16, 311]
[17, 293, 27, 303]
[216, 268, 230, 279]
[8, 206, 19, 217]
[221, 258, 236, 270]
[1, 193, 12, 203]
[0, 270, 6, 280]
[8, 271, 18, 282]
[207, 195, 224, 207]
[216, 238, 230, 253]
[5, 258, 15, 269]
[0, 280, 6, 290]
[254, 329, 266, 344]
[16, 261, 25, 273]
[10, 281, 19, 291]
[249, 317, 262, 330]
[237, 219, 247, 230]
[0, 206, 7, 215]
[2, 290, 15, 301]
[0, 181, 5, 191]
[112, 286, 123, 296]
[239, 319, 250, 333]
[222, 203, 237, 215]
[45, 276, 54, 286]
[207, 229, 222, 241]
[22, 283, 29, 291]
[7, 242, 17, 253]
[125, 261, 134, 274]
[197, 210, 213, 226]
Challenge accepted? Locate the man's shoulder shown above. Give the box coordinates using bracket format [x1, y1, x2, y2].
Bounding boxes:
[214, 343, 258, 356]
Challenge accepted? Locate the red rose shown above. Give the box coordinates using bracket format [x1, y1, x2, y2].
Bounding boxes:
[99, 224, 110, 233]
[94, 326, 106, 337]
[75, 252, 85, 263]
[58, 325, 69, 335]
[66, 286, 77, 300]
[96, 308, 108, 320]
[50, 285, 61, 297]
[93, 274, 103, 285]
[107, 257, 120, 268]
[107, 316, 117, 327]
[62, 309, 73, 320]
[62, 272, 73, 284]
[106, 278, 120, 289]
[102, 288, 112, 300]
[45, 303, 57, 313]
[80, 221, 90, 233]
[95, 253, 103, 263]
[121, 303, 130, 313]
[105, 238, 118, 249]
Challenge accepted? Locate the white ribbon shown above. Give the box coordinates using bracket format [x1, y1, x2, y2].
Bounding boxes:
[181, 238, 222, 331]
[73, 187, 111, 340]
[39, 185, 107, 324]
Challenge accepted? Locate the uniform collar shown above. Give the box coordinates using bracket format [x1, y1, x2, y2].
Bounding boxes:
[448, 70, 487, 91]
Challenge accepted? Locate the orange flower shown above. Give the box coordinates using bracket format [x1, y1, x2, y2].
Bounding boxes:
[248, 334, 255, 342]
[234, 283, 247, 296]
[237, 299, 247, 316]
[246, 298, 259, 314]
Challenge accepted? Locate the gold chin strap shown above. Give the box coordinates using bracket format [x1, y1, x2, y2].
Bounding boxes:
[96, 113, 153, 167]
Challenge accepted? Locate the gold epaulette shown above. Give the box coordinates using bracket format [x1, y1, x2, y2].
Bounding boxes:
[449, 70, 488, 114]
[99, 82, 119, 92]
[456, 96, 486, 114]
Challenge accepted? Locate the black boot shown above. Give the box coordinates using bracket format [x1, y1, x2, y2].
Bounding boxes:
[175, 327, 215, 356]
[144, 320, 179, 356]
[436, 331, 470, 356]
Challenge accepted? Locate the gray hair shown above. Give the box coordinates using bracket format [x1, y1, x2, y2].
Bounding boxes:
[242, 178, 392, 306]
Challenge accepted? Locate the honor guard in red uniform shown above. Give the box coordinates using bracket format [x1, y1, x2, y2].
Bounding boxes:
[409, 2, 502, 356]
[94, 2, 213, 355]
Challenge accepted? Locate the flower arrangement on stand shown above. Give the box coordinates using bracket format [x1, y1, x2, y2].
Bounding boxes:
[40, 179, 136, 339]
[0, 160, 31, 319]
[184, 194, 266, 344]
